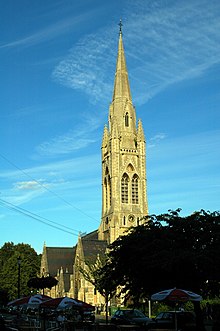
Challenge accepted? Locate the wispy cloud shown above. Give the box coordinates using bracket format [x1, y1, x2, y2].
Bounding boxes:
[35, 112, 102, 157]
[0, 154, 101, 206]
[52, 29, 115, 105]
[148, 133, 166, 148]
[36, 131, 96, 157]
[0, 11, 93, 50]
[14, 180, 44, 190]
[126, 0, 220, 104]
[0, 154, 100, 182]
[53, 0, 220, 105]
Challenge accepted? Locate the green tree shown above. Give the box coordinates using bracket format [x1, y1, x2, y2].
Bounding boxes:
[80, 256, 118, 323]
[107, 210, 220, 303]
[0, 242, 41, 301]
[105, 210, 220, 331]
[27, 275, 58, 293]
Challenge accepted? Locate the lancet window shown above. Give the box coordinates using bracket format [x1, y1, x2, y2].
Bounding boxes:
[104, 167, 111, 211]
[125, 112, 129, 127]
[121, 173, 129, 203]
[108, 174, 111, 206]
[104, 178, 107, 210]
[132, 174, 139, 204]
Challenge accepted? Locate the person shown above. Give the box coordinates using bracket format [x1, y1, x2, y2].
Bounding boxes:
[206, 302, 213, 320]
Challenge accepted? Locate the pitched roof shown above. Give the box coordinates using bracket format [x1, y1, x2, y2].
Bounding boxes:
[81, 235, 108, 263]
[81, 230, 99, 240]
[45, 247, 75, 276]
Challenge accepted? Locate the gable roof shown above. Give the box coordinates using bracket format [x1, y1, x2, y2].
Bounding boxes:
[81, 231, 108, 263]
[81, 230, 99, 240]
[45, 247, 75, 276]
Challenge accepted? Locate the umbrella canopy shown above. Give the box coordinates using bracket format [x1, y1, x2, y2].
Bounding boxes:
[8, 294, 51, 307]
[73, 299, 95, 311]
[151, 288, 202, 303]
[151, 288, 202, 331]
[151, 288, 202, 302]
[40, 296, 80, 309]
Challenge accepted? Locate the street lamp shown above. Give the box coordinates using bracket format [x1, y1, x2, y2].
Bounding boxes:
[17, 256, 21, 299]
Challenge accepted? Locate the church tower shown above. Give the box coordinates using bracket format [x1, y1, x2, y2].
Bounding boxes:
[98, 24, 148, 243]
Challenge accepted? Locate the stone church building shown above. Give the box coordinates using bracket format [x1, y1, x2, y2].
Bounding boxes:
[40, 26, 148, 308]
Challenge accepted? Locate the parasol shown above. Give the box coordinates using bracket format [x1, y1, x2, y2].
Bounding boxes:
[40, 296, 80, 310]
[151, 288, 202, 331]
[151, 288, 202, 303]
[7, 294, 51, 307]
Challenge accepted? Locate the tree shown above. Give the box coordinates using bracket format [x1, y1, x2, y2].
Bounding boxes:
[27, 275, 58, 293]
[0, 242, 41, 301]
[104, 210, 220, 331]
[80, 255, 118, 323]
[107, 210, 220, 303]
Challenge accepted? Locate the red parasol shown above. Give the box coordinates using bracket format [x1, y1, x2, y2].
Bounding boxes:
[40, 296, 80, 309]
[8, 294, 51, 307]
[151, 288, 202, 303]
[151, 288, 202, 331]
[73, 299, 95, 311]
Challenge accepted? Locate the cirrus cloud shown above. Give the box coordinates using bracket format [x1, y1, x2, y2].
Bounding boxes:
[53, 0, 220, 105]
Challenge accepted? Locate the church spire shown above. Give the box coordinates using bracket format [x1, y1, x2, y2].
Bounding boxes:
[112, 21, 132, 103]
[99, 23, 148, 244]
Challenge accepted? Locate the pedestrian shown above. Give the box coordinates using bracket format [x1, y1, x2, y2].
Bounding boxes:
[206, 302, 213, 320]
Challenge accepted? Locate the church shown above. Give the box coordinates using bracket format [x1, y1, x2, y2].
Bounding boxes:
[40, 25, 148, 308]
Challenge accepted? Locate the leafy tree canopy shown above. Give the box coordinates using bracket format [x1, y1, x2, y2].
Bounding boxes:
[0, 242, 41, 301]
[80, 256, 118, 323]
[107, 209, 220, 305]
[27, 275, 58, 291]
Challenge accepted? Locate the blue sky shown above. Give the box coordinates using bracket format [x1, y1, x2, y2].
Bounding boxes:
[1, 0, 220, 253]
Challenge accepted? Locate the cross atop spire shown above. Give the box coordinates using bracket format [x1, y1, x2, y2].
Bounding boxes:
[119, 19, 123, 34]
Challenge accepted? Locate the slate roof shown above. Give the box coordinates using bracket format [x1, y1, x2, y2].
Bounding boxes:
[81, 230, 108, 263]
[46, 247, 75, 277]
[81, 230, 99, 240]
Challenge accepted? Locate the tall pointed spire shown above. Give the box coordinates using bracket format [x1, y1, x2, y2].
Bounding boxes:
[112, 21, 132, 102]
[99, 22, 148, 244]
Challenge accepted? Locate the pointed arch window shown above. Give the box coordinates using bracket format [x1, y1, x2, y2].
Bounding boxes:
[104, 167, 111, 211]
[108, 174, 111, 207]
[132, 174, 139, 204]
[121, 173, 129, 203]
[125, 112, 129, 127]
[104, 177, 108, 210]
